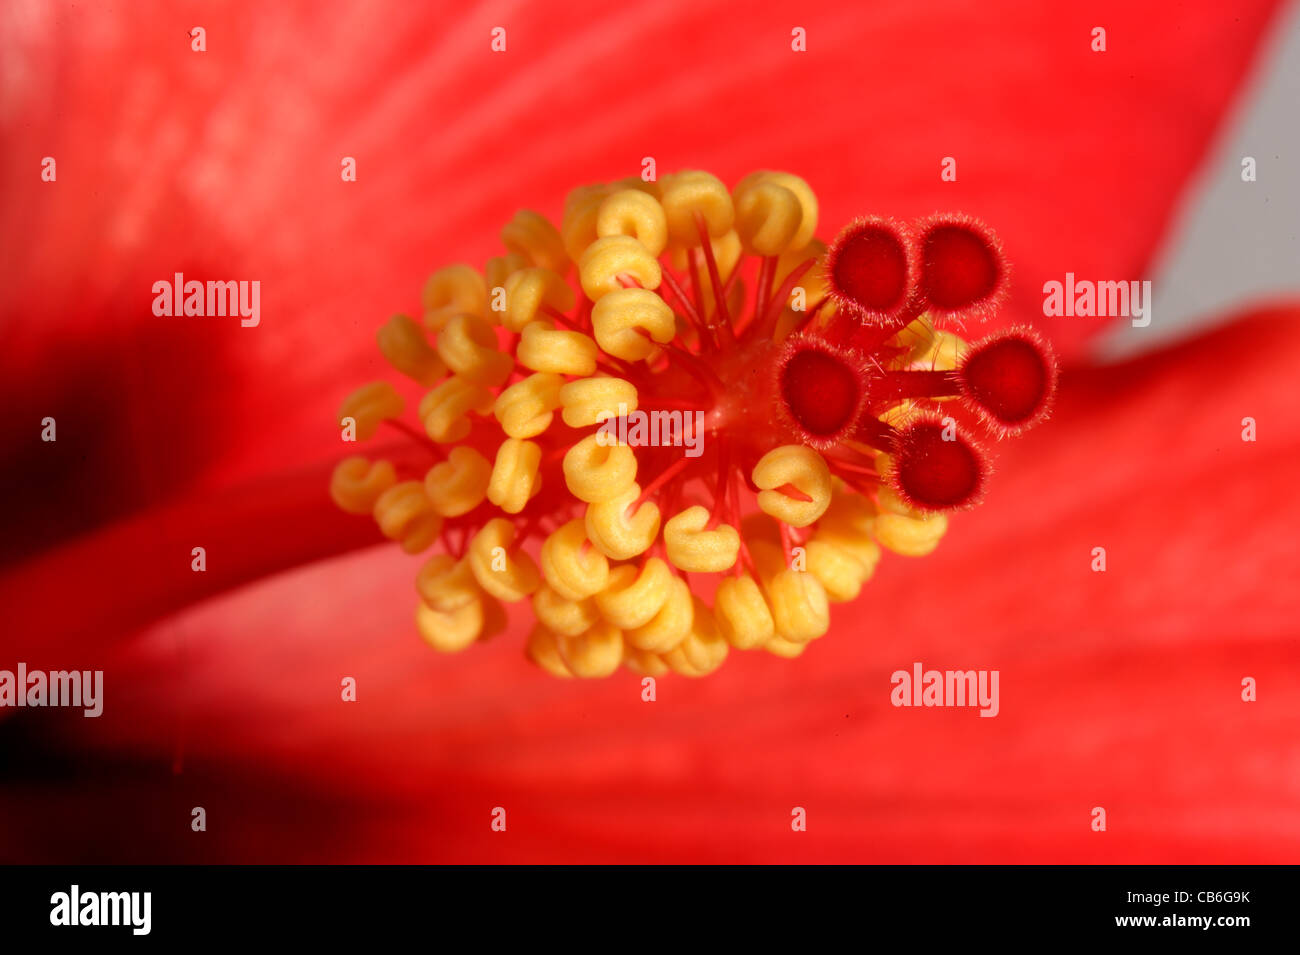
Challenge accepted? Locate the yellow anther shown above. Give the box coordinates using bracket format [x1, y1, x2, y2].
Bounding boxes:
[338, 381, 404, 441]
[329, 456, 397, 515]
[584, 483, 661, 560]
[468, 517, 541, 601]
[436, 313, 513, 387]
[821, 487, 878, 536]
[595, 557, 674, 629]
[596, 189, 669, 257]
[804, 538, 874, 603]
[562, 433, 638, 503]
[873, 484, 949, 556]
[713, 573, 776, 650]
[625, 574, 693, 653]
[526, 624, 574, 678]
[423, 264, 487, 330]
[486, 252, 530, 294]
[753, 445, 833, 527]
[561, 186, 608, 264]
[373, 480, 443, 554]
[817, 493, 882, 558]
[540, 519, 610, 601]
[816, 525, 884, 572]
[564, 181, 610, 215]
[415, 597, 484, 653]
[663, 505, 740, 573]
[764, 635, 808, 659]
[744, 536, 787, 582]
[890, 315, 938, 363]
[486, 438, 542, 514]
[623, 643, 670, 677]
[733, 179, 804, 257]
[877, 400, 919, 428]
[559, 377, 637, 428]
[662, 597, 729, 676]
[590, 288, 676, 361]
[778, 238, 831, 322]
[659, 170, 734, 247]
[501, 209, 568, 274]
[735, 171, 818, 250]
[765, 567, 830, 643]
[423, 445, 492, 517]
[415, 553, 481, 612]
[376, 314, 446, 386]
[556, 620, 624, 679]
[579, 235, 662, 300]
[533, 583, 601, 637]
[607, 175, 662, 200]
[494, 372, 564, 439]
[889, 319, 966, 375]
[516, 320, 598, 376]
[921, 330, 967, 372]
[418, 376, 494, 443]
[501, 267, 576, 333]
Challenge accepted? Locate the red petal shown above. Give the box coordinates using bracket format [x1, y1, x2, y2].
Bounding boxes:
[6, 306, 1296, 862]
[0, 0, 1282, 537]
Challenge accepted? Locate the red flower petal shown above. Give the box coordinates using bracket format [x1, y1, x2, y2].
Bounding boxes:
[5, 306, 1295, 862]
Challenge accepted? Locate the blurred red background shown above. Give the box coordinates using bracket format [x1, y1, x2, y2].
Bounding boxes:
[1, 0, 1297, 862]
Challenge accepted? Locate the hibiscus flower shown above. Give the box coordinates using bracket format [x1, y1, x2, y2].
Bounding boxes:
[1, 0, 1295, 863]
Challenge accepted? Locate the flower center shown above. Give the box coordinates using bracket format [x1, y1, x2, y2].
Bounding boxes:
[329, 170, 1059, 679]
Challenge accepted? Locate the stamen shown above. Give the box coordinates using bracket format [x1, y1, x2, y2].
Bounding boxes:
[687, 252, 711, 348]
[694, 212, 732, 333]
[751, 257, 816, 341]
[755, 254, 776, 328]
[659, 267, 707, 338]
[630, 455, 692, 513]
[707, 439, 731, 529]
[384, 418, 446, 457]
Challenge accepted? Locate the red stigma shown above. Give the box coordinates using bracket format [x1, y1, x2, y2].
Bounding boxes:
[825, 216, 917, 323]
[891, 416, 988, 511]
[917, 214, 1006, 321]
[776, 335, 867, 448]
[958, 327, 1057, 436]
